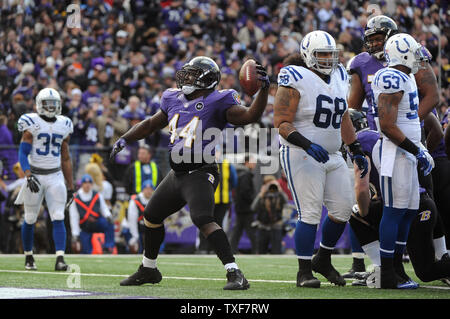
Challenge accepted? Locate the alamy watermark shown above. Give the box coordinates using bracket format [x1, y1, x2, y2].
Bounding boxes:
[66, 264, 81, 288]
[170, 124, 282, 174]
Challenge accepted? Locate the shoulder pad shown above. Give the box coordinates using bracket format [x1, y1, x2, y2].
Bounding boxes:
[217, 89, 241, 106]
[17, 113, 39, 132]
[351, 52, 372, 70]
[278, 65, 304, 87]
[372, 68, 409, 93]
[336, 64, 348, 81]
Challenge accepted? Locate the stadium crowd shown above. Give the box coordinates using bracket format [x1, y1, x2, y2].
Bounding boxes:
[0, 0, 449, 254]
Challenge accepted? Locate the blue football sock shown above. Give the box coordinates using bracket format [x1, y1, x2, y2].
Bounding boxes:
[395, 209, 418, 254]
[320, 215, 346, 249]
[295, 220, 317, 258]
[52, 220, 66, 252]
[379, 206, 406, 258]
[21, 222, 34, 252]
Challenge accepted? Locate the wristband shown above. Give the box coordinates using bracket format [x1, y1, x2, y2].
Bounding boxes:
[398, 137, 419, 156]
[286, 131, 312, 150]
[348, 140, 365, 157]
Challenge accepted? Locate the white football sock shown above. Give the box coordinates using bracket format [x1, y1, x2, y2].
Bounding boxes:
[362, 241, 381, 266]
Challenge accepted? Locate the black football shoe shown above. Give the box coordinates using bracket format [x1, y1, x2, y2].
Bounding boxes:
[296, 271, 321, 288]
[120, 264, 162, 286]
[25, 255, 37, 271]
[223, 268, 250, 290]
[55, 256, 69, 271]
[311, 255, 346, 286]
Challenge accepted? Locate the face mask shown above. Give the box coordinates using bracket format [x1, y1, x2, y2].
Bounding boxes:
[182, 85, 197, 95]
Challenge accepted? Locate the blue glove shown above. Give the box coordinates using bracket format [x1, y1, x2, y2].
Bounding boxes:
[353, 154, 369, 178]
[255, 61, 270, 89]
[306, 143, 329, 163]
[110, 137, 126, 161]
[416, 149, 434, 176]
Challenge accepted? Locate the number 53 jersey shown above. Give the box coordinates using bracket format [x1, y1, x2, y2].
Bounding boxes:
[17, 113, 73, 169]
[277, 64, 349, 154]
[371, 67, 421, 144]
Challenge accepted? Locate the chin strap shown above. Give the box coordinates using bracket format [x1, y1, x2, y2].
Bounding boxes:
[39, 114, 57, 122]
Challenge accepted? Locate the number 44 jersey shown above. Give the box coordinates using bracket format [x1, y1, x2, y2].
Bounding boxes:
[277, 64, 349, 154]
[17, 113, 73, 170]
[371, 67, 421, 145]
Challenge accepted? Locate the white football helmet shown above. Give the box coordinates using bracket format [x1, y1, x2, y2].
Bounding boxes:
[384, 33, 430, 74]
[36, 88, 61, 118]
[300, 30, 339, 75]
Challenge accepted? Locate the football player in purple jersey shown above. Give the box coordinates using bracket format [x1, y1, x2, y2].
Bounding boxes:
[348, 15, 439, 129]
[110, 56, 270, 290]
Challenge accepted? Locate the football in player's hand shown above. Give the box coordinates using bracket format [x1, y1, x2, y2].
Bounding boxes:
[239, 59, 261, 96]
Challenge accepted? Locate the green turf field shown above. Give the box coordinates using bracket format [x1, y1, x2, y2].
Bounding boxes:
[1, 254, 449, 299]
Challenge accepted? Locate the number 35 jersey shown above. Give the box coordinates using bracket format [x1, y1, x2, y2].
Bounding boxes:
[371, 67, 421, 144]
[17, 113, 73, 169]
[277, 64, 349, 154]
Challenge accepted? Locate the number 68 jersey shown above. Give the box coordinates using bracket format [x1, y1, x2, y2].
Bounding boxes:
[277, 64, 349, 154]
[371, 67, 421, 144]
[17, 113, 73, 170]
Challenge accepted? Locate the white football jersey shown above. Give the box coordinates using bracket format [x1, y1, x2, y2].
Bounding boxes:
[371, 67, 421, 144]
[277, 64, 349, 154]
[17, 113, 73, 169]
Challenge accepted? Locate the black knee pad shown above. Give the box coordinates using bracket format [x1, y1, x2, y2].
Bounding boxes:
[191, 214, 215, 228]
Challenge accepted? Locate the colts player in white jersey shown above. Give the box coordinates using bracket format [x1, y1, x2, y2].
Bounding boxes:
[371, 33, 435, 288]
[16, 88, 74, 271]
[274, 30, 368, 288]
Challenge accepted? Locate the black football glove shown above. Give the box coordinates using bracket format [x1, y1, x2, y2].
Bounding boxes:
[110, 137, 126, 162]
[66, 189, 75, 210]
[255, 61, 270, 89]
[26, 175, 41, 193]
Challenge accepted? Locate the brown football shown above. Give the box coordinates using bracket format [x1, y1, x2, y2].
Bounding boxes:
[239, 59, 260, 96]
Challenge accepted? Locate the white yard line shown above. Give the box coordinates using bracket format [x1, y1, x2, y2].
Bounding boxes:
[0, 269, 448, 290]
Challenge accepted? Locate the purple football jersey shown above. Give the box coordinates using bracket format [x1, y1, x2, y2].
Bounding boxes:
[350, 52, 386, 130]
[160, 88, 241, 170]
[356, 129, 381, 197]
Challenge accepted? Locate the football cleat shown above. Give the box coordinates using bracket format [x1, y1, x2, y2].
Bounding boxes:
[120, 265, 162, 286]
[342, 268, 357, 279]
[311, 255, 346, 286]
[397, 279, 419, 289]
[296, 271, 321, 288]
[25, 255, 37, 271]
[55, 256, 69, 271]
[223, 268, 250, 290]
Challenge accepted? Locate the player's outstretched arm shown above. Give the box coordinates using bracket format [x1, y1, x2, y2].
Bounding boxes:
[122, 110, 168, 142]
[348, 73, 366, 111]
[225, 67, 269, 126]
[415, 63, 439, 120]
[110, 111, 168, 159]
